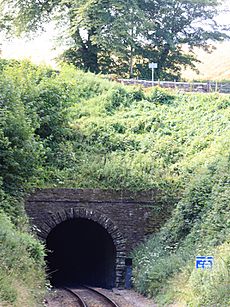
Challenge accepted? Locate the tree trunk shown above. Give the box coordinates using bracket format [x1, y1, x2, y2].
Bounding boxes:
[129, 46, 134, 78]
[83, 28, 99, 74]
[129, 23, 134, 78]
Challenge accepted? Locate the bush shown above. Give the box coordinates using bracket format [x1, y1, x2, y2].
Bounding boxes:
[0, 73, 44, 193]
[133, 153, 230, 306]
[184, 242, 230, 307]
[0, 211, 46, 306]
[147, 87, 175, 104]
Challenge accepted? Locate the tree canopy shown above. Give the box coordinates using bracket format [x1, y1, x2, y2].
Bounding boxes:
[0, 0, 229, 79]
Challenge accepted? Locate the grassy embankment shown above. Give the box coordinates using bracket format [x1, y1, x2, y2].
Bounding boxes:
[182, 42, 230, 81]
[0, 60, 229, 306]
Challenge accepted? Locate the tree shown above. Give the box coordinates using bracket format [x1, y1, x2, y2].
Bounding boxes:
[60, 0, 146, 77]
[0, 0, 229, 79]
[138, 0, 229, 79]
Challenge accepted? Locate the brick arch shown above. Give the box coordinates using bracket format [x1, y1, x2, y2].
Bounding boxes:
[37, 207, 126, 287]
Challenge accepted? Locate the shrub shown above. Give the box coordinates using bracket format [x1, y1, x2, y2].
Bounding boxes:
[133, 153, 230, 305]
[184, 242, 230, 307]
[147, 87, 175, 104]
[0, 211, 46, 306]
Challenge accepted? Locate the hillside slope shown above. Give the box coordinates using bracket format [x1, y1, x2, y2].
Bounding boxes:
[183, 42, 230, 81]
[0, 60, 229, 306]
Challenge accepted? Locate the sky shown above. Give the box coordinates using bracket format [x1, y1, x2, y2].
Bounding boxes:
[0, 1, 230, 68]
[0, 23, 61, 67]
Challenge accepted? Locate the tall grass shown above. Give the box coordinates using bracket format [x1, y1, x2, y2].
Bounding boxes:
[0, 212, 46, 306]
[0, 60, 229, 306]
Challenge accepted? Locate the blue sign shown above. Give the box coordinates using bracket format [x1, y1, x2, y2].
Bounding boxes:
[196, 256, 214, 269]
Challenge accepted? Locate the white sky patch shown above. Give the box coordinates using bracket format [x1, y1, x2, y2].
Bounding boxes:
[0, 23, 62, 67]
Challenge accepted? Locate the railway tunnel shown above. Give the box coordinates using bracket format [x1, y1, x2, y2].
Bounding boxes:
[46, 218, 116, 289]
[26, 188, 161, 287]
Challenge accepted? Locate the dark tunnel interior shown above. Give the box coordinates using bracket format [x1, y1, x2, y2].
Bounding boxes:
[46, 218, 116, 289]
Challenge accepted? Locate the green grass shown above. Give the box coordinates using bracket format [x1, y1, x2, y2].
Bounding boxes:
[0, 212, 46, 306]
[0, 59, 229, 306]
[133, 153, 230, 305]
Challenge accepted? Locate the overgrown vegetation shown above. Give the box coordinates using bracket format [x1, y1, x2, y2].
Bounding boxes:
[0, 212, 46, 306]
[0, 60, 229, 306]
[133, 153, 230, 306]
[0, 60, 48, 305]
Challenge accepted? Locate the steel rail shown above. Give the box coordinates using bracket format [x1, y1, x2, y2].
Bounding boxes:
[83, 285, 120, 307]
[63, 287, 88, 307]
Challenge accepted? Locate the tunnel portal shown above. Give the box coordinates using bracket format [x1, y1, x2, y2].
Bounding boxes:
[46, 218, 116, 288]
[26, 189, 162, 287]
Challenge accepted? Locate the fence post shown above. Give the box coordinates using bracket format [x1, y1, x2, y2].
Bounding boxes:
[207, 81, 210, 93]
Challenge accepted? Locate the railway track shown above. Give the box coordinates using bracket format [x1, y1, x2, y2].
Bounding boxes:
[64, 286, 120, 307]
[64, 287, 87, 307]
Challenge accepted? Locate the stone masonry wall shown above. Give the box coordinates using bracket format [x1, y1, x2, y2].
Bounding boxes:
[25, 188, 165, 287]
